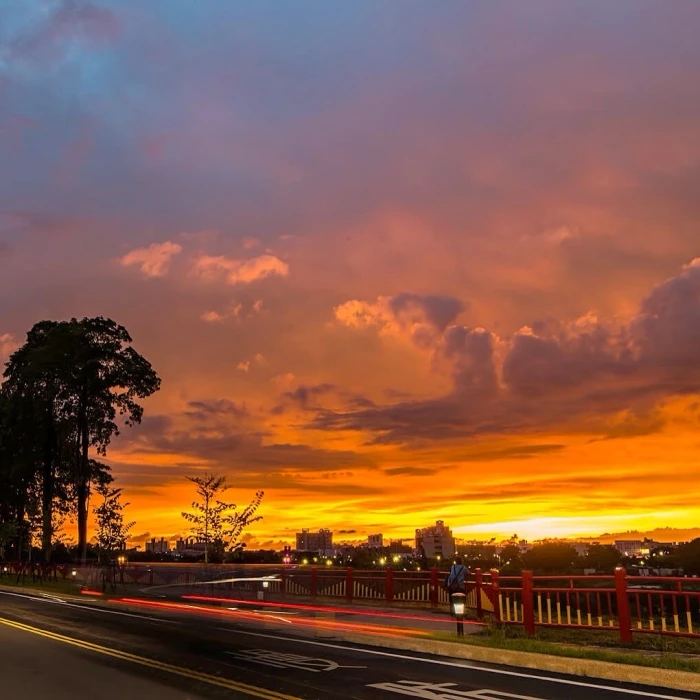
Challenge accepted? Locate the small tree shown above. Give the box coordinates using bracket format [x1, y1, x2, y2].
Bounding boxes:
[181, 473, 263, 564]
[93, 483, 134, 565]
[224, 489, 263, 556]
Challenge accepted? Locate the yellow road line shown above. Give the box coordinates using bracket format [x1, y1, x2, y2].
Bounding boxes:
[0, 616, 300, 700]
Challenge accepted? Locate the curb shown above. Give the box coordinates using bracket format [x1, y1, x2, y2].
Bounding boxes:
[323, 631, 700, 694]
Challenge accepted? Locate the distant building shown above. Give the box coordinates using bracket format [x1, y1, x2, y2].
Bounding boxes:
[145, 537, 170, 554]
[415, 520, 455, 559]
[295, 529, 333, 556]
[614, 540, 643, 557]
[367, 534, 383, 548]
[389, 539, 412, 555]
[175, 538, 206, 556]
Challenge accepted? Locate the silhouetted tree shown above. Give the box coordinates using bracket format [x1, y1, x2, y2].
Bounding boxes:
[181, 473, 263, 564]
[498, 544, 523, 574]
[62, 317, 160, 561]
[584, 543, 622, 573]
[522, 542, 580, 574]
[93, 482, 134, 564]
[673, 538, 700, 575]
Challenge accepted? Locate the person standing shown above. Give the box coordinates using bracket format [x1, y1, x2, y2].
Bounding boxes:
[446, 556, 468, 614]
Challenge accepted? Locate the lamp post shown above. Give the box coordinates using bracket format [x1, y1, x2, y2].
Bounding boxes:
[451, 591, 467, 637]
[117, 554, 126, 585]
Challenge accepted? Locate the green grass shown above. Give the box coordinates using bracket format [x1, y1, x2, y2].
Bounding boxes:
[0, 573, 92, 597]
[431, 624, 700, 674]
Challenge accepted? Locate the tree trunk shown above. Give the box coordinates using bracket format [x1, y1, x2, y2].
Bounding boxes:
[41, 400, 55, 563]
[77, 391, 90, 563]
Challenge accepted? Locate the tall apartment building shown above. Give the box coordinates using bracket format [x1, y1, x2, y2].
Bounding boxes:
[145, 537, 170, 554]
[367, 534, 383, 548]
[415, 520, 455, 559]
[295, 528, 333, 556]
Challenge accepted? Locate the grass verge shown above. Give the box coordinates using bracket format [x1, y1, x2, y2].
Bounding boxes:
[432, 624, 700, 674]
[0, 574, 101, 597]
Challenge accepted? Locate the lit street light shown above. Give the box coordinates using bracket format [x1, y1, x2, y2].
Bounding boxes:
[451, 591, 467, 637]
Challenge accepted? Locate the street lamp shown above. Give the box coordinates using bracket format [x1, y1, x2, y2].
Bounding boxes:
[379, 557, 386, 566]
[451, 591, 467, 637]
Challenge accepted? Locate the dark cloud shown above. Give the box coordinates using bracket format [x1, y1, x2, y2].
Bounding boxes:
[184, 398, 248, 421]
[128, 531, 151, 544]
[282, 383, 335, 408]
[383, 466, 440, 477]
[337, 529, 357, 534]
[388, 293, 465, 333]
[312, 261, 700, 444]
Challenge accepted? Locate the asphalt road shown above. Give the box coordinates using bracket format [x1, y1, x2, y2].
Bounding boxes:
[0, 589, 694, 700]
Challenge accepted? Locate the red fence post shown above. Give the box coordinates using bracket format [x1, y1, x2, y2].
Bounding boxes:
[346, 567, 354, 603]
[615, 567, 632, 644]
[310, 566, 318, 599]
[475, 568, 484, 619]
[521, 570, 536, 636]
[430, 566, 439, 607]
[490, 569, 501, 622]
[386, 567, 394, 602]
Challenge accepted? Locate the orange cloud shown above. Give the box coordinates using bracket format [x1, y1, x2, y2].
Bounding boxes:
[0, 333, 19, 365]
[194, 253, 288, 285]
[119, 241, 182, 277]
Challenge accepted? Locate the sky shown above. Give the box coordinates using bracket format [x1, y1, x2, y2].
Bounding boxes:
[2, 0, 700, 549]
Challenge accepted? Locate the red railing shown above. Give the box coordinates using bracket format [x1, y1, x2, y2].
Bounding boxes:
[3, 561, 698, 641]
[495, 568, 700, 641]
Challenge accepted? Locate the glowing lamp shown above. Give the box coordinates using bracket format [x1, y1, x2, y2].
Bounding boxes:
[451, 592, 466, 619]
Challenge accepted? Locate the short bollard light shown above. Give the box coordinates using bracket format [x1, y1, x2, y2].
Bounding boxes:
[451, 591, 467, 637]
[262, 580, 269, 589]
[452, 594, 466, 617]
[71, 569, 77, 578]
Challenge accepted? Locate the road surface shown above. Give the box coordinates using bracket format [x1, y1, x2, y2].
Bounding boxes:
[0, 588, 693, 700]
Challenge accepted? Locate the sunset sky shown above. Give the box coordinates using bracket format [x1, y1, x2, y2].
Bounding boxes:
[2, 1, 700, 549]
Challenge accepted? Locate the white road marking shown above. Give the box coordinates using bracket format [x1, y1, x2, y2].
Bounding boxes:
[214, 628, 691, 700]
[0, 590, 178, 624]
[226, 648, 366, 672]
[368, 681, 543, 699]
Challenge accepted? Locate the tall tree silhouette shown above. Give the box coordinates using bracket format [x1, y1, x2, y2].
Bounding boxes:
[2, 321, 76, 561]
[64, 317, 160, 561]
[2, 317, 159, 561]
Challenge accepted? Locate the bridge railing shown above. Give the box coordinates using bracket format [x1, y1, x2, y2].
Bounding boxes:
[494, 569, 700, 642]
[4, 560, 699, 642]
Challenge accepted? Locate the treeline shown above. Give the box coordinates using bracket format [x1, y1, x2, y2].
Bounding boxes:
[460, 540, 700, 576]
[0, 317, 160, 563]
